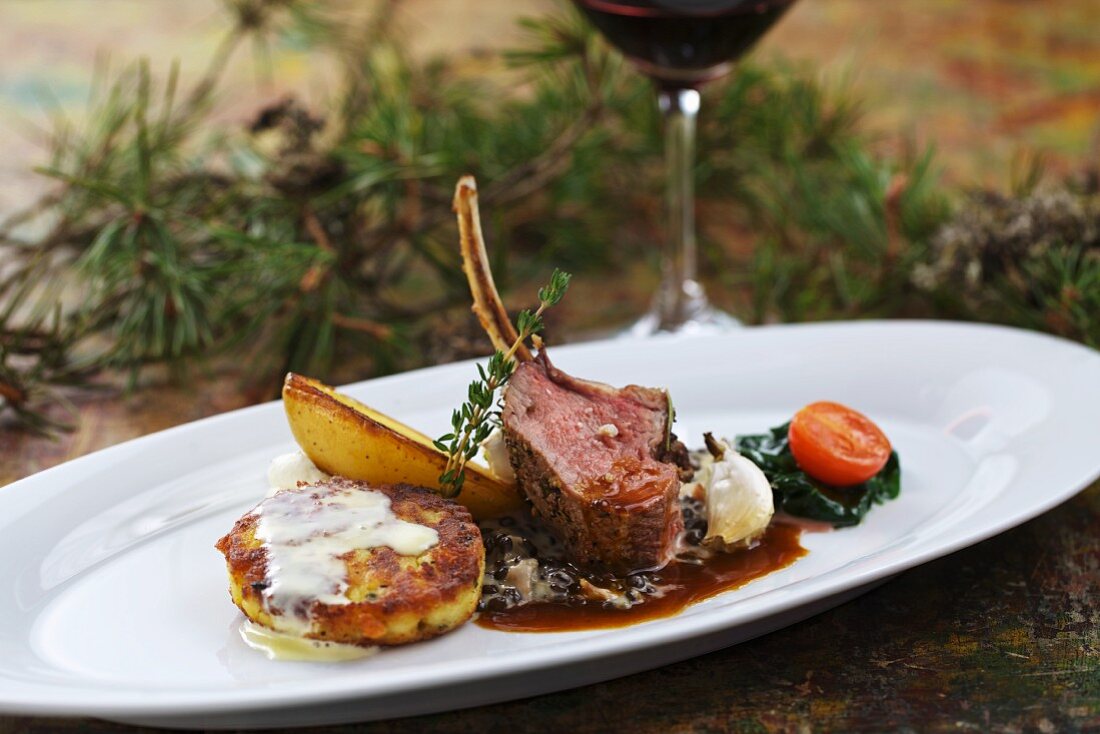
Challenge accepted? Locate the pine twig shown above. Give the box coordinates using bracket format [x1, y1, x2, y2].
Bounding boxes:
[483, 97, 604, 207]
[330, 312, 391, 339]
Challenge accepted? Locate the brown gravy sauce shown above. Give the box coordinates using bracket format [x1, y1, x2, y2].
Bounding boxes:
[475, 522, 805, 633]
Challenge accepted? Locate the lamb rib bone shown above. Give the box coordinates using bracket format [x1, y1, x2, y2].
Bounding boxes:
[453, 176, 532, 362]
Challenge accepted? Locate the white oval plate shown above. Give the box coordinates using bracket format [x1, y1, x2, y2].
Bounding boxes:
[1, 321, 1098, 730]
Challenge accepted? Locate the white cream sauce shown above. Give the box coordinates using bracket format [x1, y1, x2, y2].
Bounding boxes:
[266, 450, 330, 496]
[239, 619, 377, 662]
[253, 482, 439, 636]
[481, 428, 516, 483]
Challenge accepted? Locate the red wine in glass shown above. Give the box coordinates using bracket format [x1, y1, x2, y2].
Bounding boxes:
[576, 0, 796, 86]
[573, 0, 798, 333]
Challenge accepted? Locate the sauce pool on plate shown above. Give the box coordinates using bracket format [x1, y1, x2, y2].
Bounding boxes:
[476, 523, 805, 633]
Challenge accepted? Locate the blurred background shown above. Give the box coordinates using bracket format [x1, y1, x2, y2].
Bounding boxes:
[3, 0, 1098, 202]
[1, 0, 1098, 474]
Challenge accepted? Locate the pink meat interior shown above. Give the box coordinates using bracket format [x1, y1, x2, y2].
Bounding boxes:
[504, 360, 675, 508]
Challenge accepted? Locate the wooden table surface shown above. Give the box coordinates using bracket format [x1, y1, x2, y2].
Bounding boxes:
[1, 375, 1098, 734]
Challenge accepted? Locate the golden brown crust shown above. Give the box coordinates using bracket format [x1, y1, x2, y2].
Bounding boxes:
[215, 479, 485, 646]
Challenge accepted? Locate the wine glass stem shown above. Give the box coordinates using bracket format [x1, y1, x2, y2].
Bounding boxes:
[656, 86, 706, 331]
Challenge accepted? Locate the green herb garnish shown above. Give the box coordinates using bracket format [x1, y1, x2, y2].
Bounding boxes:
[435, 269, 571, 497]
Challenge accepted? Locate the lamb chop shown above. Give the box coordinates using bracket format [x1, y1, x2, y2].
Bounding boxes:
[502, 352, 689, 573]
[454, 177, 690, 573]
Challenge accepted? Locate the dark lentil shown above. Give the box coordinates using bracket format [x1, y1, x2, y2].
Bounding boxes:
[477, 496, 709, 613]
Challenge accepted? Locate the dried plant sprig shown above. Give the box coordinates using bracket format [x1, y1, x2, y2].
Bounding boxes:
[913, 181, 1100, 346]
[435, 268, 571, 498]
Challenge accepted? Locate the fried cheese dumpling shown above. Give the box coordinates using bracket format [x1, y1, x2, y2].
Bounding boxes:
[215, 478, 484, 646]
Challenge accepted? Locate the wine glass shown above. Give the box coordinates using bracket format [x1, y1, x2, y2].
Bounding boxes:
[573, 0, 798, 334]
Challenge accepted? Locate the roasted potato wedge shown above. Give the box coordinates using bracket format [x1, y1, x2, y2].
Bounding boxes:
[282, 373, 524, 520]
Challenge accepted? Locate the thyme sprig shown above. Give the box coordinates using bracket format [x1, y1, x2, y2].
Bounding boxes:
[435, 269, 571, 497]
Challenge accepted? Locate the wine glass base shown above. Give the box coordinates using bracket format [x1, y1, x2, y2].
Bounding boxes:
[621, 278, 742, 337]
[624, 304, 741, 338]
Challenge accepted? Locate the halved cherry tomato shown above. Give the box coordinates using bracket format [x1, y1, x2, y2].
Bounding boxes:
[788, 401, 891, 487]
